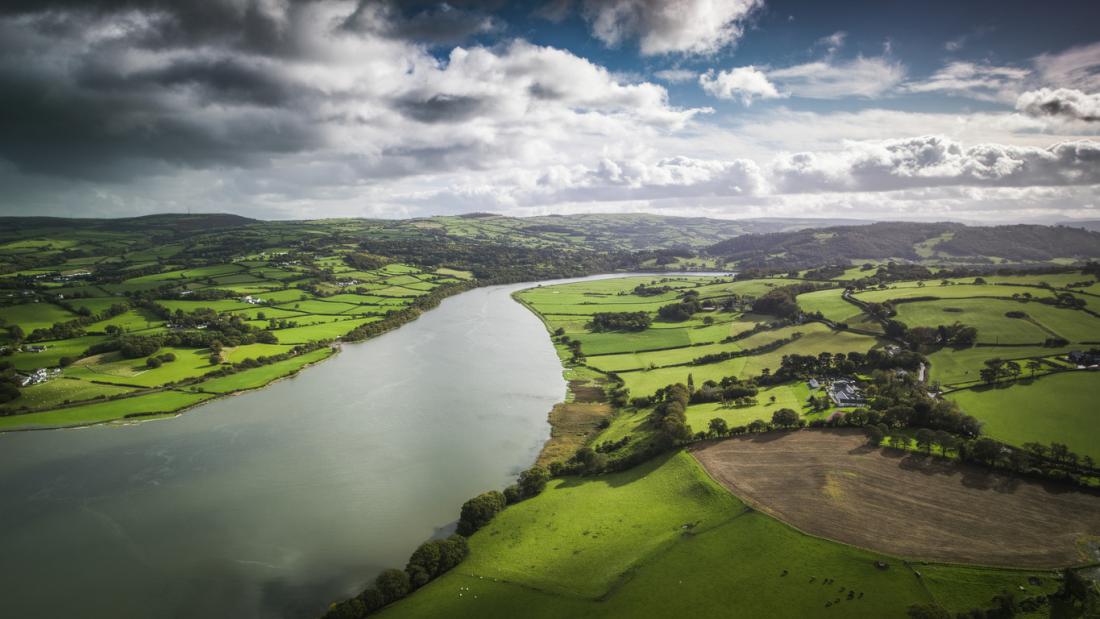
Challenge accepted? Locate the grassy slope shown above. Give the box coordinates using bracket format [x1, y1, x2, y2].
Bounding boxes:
[382, 451, 1049, 619]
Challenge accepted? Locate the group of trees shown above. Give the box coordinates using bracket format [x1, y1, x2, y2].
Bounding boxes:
[324, 462, 552, 619]
[881, 319, 977, 350]
[0, 361, 21, 405]
[978, 358, 1043, 384]
[630, 283, 673, 297]
[762, 349, 923, 384]
[323, 536, 470, 619]
[656, 290, 702, 322]
[647, 383, 693, 446]
[686, 376, 758, 406]
[691, 332, 802, 366]
[588, 311, 652, 332]
[24, 301, 129, 342]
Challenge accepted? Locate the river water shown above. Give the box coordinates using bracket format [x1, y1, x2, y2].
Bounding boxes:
[0, 272, 730, 618]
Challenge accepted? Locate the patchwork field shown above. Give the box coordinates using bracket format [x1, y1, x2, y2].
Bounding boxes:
[692, 430, 1100, 567]
[1, 243, 464, 429]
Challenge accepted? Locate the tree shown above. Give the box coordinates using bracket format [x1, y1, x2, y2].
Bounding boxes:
[437, 534, 469, 572]
[914, 428, 935, 453]
[708, 417, 728, 437]
[146, 356, 162, 369]
[359, 587, 385, 613]
[1022, 442, 1048, 459]
[1026, 359, 1042, 377]
[374, 568, 411, 604]
[865, 425, 885, 446]
[457, 491, 505, 535]
[517, 465, 549, 498]
[322, 598, 365, 619]
[971, 438, 1002, 465]
[406, 539, 447, 585]
[933, 430, 957, 456]
[771, 408, 799, 428]
[571, 446, 606, 473]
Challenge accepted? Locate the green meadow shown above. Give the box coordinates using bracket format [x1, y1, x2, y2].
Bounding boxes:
[947, 372, 1100, 461]
[0, 390, 215, 430]
[381, 452, 1053, 619]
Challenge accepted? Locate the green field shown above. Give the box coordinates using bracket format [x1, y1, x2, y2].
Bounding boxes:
[381, 451, 1052, 619]
[893, 299, 1055, 344]
[0, 389, 215, 430]
[927, 345, 1077, 388]
[11, 378, 134, 410]
[193, 348, 334, 393]
[947, 372, 1100, 460]
[0, 302, 77, 334]
[685, 383, 815, 428]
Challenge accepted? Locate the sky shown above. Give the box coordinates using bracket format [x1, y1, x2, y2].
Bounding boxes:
[1, 0, 1099, 222]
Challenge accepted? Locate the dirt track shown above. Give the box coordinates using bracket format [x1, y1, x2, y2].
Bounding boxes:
[691, 430, 1100, 567]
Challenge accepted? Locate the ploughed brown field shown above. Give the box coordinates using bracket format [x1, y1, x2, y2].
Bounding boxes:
[691, 429, 1100, 567]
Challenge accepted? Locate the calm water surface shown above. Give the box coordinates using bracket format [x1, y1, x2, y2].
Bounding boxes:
[0, 273, 729, 618]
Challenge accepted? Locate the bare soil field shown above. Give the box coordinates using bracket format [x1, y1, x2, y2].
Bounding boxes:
[691, 429, 1100, 567]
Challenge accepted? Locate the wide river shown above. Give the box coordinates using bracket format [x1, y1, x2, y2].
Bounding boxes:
[0, 275, 651, 618]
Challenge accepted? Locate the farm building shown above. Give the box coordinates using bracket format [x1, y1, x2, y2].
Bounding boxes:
[19, 368, 58, 387]
[1067, 350, 1100, 367]
[828, 379, 866, 407]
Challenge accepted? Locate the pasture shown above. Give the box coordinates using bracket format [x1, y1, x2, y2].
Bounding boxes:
[0, 390, 215, 430]
[382, 450, 1058, 619]
[947, 372, 1100, 461]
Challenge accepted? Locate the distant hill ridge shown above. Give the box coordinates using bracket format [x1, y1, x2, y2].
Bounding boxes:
[705, 221, 1100, 267]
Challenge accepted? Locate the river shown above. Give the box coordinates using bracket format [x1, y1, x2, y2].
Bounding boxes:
[0, 272, 729, 618]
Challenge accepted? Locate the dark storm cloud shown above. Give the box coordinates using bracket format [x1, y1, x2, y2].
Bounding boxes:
[0, 1, 330, 180]
[76, 56, 298, 108]
[0, 0, 311, 56]
[0, 69, 318, 180]
[393, 94, 489, 123]
[342, 0, 500, 45]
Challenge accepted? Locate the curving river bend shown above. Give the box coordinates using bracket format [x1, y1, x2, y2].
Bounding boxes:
[0, 277, 573, 618]
[0, 273, 727, 618]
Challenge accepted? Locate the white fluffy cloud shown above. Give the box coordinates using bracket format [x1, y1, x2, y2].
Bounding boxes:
[581, 0, 761, 55]
[771, 136, 1100, 193]
[1017, 88, 1100, 122]
[698, 66, 783, 105]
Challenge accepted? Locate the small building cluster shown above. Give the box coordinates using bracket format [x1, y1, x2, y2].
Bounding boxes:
[19, 368, 60, 387]
[335, 279, 360, 288]
[1067, 350, 1100, 368]
[242, 295, 265, 305]
[828, 379, 866, 407]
